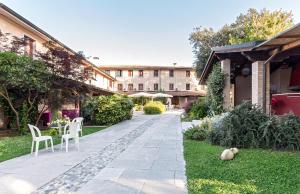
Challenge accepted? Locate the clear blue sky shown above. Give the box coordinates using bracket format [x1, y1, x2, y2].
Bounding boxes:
[1, 0, 300, 66]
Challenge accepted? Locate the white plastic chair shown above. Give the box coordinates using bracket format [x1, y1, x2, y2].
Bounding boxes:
[28, 124, 54, 156]
[61, 122, 80, 152]
[72, 117, 84, 136]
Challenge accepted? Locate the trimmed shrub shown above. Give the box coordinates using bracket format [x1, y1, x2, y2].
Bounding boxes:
[83, 95, 134, 125]
[143, 101, 166, 114]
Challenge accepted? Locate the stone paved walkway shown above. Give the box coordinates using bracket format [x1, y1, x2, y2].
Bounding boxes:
[0, 111, 187, 194]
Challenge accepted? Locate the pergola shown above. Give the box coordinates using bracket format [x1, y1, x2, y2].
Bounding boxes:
[200, 23, 300, 115]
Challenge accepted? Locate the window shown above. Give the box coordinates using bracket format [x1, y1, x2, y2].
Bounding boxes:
[154, 70, 159, 77]
[169, 83, 174, 90]
[154, 83, 159, 91]
[128, 70, 133, 77]
[24, 35, 35, 57]
[186, 70, 190, 77]
[109, 80, 113, 88]
[186, 83, 190, 90]
[138, 83, 143, 91]
[169, 70, 174, 77]
[128, 84, 133, 91]
[116, 70, 122, 77]
[105, 70, 110, 75]
[139, 70, 144, 77]
[117, 84, 123, 91]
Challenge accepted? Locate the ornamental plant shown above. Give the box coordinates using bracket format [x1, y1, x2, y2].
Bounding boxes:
[205, 64, 226, 116]
[84, 95, 133, 125]
[143, 101, 166, 115]
[207, 101, 300, 151]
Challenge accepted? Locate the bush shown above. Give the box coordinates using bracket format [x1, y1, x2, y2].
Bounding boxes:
[260, 114, 300, 150]
[134, 104, 143, 111]
[211, 101, 269, 148]
[188, 98, 208, 119]
[208, 101, 300, 151]
[49, 128, 58, 136]
[184, 125, 208, 141]
[83, 95, 134, 125]
[143, 101, 166, 114]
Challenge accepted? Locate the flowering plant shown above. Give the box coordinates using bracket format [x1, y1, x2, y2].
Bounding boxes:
[49, 117, 70, 127]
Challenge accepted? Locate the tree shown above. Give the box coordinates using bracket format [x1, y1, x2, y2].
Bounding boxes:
[190, 9, 294, 76]
[229, 9, 294, 44]
[0, 52, 50, 132]
[189, 26, 232, 76]
[0, 30, 87, 133]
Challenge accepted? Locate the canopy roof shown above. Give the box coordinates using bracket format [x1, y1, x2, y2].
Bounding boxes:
[199, 23, 300, 84]
[152, 93, 173, 98]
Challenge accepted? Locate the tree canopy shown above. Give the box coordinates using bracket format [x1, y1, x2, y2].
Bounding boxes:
[0, 29, 87, 133]
[190, 8, 294, 76]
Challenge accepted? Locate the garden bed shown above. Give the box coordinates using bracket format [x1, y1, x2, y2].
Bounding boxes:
[0, 126, 106, 162]
[184, 140, 300, 194]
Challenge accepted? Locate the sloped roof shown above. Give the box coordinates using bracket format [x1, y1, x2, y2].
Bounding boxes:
[199, 23, 300, 84]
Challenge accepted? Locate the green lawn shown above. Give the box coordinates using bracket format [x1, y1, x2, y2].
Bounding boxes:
[0, 126, 106, 163]
[184, 140, 300, 194]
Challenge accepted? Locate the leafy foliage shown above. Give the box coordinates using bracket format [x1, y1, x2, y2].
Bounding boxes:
[260, 114, 300, 150]
[134, 104, 143, 111]
[190, 26, 232, 76]
[143, 101, 166, 115]
[229, 9, 294, 44]
[188, 97, 207, 119]
[184, 124, 209, 141]
[205, 64, 226, 116]
[83, 95, 134, 125]
[208, 101, 300, 151]
[190, 9, 294, 76]
[0, 52, 50, 132]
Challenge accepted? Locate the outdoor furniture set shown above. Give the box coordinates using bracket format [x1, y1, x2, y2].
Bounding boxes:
[28, 117, 84, 156]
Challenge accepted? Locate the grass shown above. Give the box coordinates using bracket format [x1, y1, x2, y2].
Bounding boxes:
[0, 126, 106, 163]
[184, 140, 300, 194]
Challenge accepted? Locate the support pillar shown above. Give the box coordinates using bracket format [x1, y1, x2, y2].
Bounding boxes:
[252, 61, 267, 109]
[221, 59, 231, 110]
[265, 62, 271, 115]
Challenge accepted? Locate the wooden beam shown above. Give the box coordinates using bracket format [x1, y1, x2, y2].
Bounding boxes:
[278, 35, 300, 38]
[281, 39, 300, 52]
[241, 51, 270, 62]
